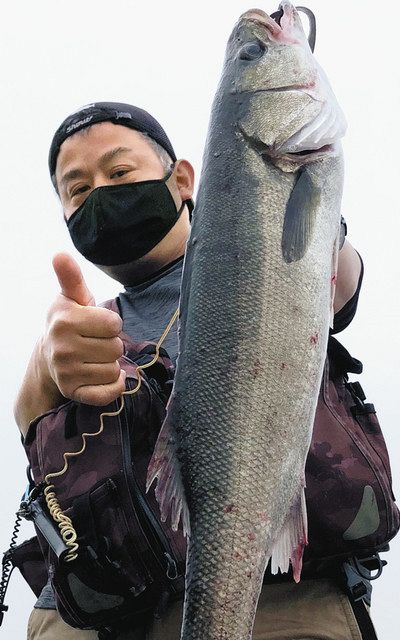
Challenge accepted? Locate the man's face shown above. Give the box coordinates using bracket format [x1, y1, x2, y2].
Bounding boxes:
[54, 121, 194, 285]
[56, 121, 175, 219]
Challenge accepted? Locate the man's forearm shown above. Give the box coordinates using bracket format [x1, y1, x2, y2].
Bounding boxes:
[334, 240, 362, 314]
[14, 337, 66, 438]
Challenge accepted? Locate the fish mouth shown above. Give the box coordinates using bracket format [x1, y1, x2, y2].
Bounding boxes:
[240, 4, 317, 52]
[241, 8, 273, 24]
[239, 8, 282, 36]
[270, 7, 284, 26]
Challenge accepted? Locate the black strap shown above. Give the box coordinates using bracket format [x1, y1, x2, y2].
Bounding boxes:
[342, 555, 385, 640]
[64, 402, 78, 439]
[328, 336, 363, 377]
[349, 599, 378, 640]
[73, 491, 98, 551]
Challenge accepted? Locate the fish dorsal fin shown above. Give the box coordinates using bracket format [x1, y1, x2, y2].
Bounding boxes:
[281, 166, 320, 263]
[146, 401, 191, 538]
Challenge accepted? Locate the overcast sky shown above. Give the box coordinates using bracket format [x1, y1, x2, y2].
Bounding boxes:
[1, 1, 399, 638]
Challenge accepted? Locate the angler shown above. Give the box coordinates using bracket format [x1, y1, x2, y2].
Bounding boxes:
[2, 5, 398, 640]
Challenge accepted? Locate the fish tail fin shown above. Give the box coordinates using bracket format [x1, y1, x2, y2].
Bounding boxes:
[146, 402, 190, 538]
[269, 485, 308, 583]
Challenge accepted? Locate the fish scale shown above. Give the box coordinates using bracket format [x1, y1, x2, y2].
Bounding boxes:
[147, 3, 346, 638]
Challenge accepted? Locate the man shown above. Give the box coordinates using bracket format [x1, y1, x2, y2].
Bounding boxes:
[15, 102, 364, 640]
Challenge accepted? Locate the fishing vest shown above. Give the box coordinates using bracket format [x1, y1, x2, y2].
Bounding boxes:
[10, 299, 400, 632]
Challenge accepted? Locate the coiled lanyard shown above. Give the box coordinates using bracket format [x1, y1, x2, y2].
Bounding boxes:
[43, 307, 179, 562]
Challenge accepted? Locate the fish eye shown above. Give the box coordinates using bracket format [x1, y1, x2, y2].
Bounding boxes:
[239, 41, 267, 61]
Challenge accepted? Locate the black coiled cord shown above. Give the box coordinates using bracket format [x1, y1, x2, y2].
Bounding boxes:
[0, 510, 23, 626]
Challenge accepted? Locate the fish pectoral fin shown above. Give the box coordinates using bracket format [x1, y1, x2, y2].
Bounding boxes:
[281, 166, 320, 263]
[269, 485, 308, 583]
[146, 400, 190, 538]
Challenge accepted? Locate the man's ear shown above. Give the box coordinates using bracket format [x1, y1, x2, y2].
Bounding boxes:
[174, 159, 195, 201]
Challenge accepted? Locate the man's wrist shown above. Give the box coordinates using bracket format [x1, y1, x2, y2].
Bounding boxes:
[35, 335, 66, 406]
[14, 337, 66, 437]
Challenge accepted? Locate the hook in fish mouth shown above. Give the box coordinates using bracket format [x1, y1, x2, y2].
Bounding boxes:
[296, 6, 316, 52]
[242, 4, 317, 52]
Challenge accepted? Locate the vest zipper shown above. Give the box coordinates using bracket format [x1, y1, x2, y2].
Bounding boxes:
[118, 381, 180, 584]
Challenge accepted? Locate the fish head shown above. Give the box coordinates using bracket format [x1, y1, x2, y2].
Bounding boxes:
[222, 2, 346, 169]
[229, 3, 314, 93]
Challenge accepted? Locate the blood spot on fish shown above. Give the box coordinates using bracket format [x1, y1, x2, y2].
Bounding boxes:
[224, 503, 237, 514]
[331, 274, 337, 284]
[233, 550, 243, 560]
[250, 358, 263, 378]
[248, 532, 256, 541]
[257, 511, 268, 523]
[310, 333, 319, 345]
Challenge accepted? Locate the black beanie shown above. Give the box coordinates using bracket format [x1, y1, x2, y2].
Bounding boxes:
[48, 101, 177, 178]
[48, 101, 194, 215]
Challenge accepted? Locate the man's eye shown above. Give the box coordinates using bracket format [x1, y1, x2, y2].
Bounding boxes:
[71, 185, 90, 198]
[111, 169, 131, 179]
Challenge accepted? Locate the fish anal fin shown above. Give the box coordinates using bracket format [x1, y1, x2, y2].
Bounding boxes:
[146, 404, 190, 538]
[269, 486, 308, 583]
[281, 167, 320, 264]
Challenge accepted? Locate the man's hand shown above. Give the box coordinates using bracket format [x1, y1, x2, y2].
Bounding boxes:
[14, 254, 126, 436]
[45, 253, 126, 405]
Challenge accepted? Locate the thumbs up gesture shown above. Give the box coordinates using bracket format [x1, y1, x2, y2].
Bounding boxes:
[43, 253, 126, 406]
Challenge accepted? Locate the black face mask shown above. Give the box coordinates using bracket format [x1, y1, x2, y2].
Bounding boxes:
[66, 168, 185, 266]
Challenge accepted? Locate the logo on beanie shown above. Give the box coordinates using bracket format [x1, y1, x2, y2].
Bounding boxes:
[116, 111, 133, 120]
[66, 115, 93, 134]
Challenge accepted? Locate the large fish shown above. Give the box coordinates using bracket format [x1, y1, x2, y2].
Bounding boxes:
[147, 3, 346, 638]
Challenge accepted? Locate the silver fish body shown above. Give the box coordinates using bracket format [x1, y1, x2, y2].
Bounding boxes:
[148, 3, 346, 639]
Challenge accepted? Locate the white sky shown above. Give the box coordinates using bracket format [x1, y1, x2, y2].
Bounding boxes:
[1, 1, 399, 638]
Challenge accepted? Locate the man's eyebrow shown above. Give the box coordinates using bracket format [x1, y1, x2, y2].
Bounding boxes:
[60, 147, 135, 188]
[99, 146, 134, 164]
[60, 168, 85, 187]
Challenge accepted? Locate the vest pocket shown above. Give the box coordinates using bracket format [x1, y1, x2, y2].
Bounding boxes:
[48, 474, 157, 629]
[80, 475, 149, 591]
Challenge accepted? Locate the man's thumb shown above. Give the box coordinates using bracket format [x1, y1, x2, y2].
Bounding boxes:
[52, 253, 95, 307]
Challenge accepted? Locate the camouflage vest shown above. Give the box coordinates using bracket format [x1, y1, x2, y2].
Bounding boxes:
[304, 336, 399, 570]
[18, 300, 400, 631]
